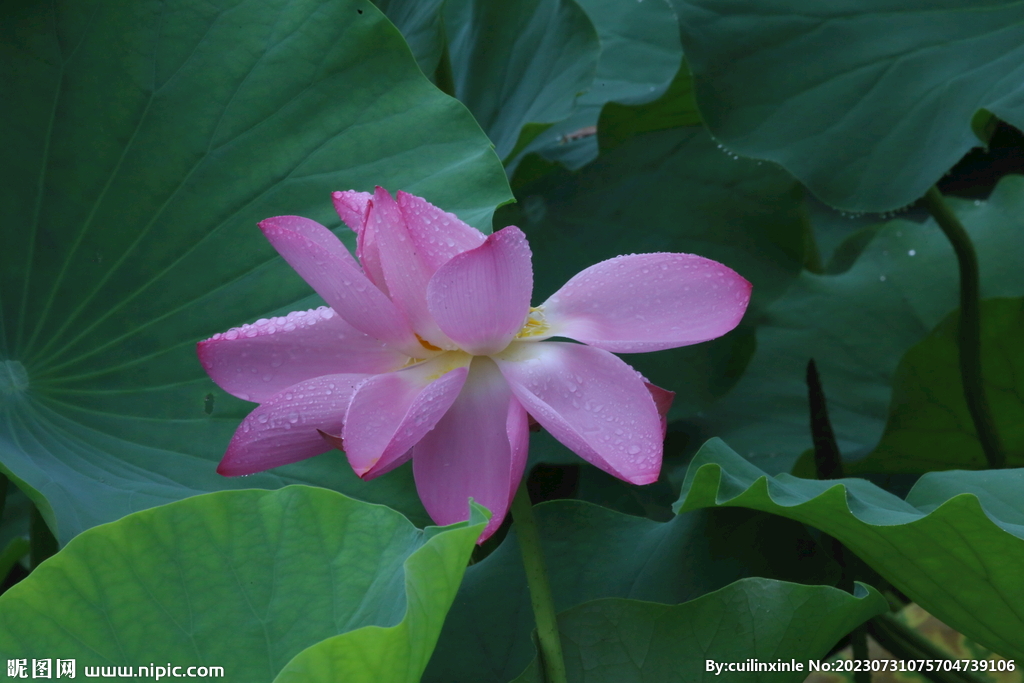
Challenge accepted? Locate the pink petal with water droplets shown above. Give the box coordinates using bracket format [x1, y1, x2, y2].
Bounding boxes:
[332, 190, 388, 293]
[493, 341, 662, 484]
[264, 214, 359, 263]
[369, 188, 452, 347]
[217, 374, 367, 476]
[259, 215, 418, 354]
[343, 352, 471, 478]
[540, 253, 752, 352]
[332, 190, 371, 232]
[396, 191, 485, 270]
[412, 358, 528, 542]
[427, 226, 533, 356]
[197, 307, 408, 404]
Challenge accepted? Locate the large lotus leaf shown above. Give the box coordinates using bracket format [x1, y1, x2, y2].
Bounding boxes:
[671, 0, 1024, 213]
[0, 487, 485, 679]
[501, 126, 805, 419]
[597, 60, 703, 153]
[512, 580, 887, 683]
[568, 0, 680, 108]
[684, 177, 1024, 475]
[850, 297, 1024, 474]
[505, 0, 682, 172]
[677, 438, 1024, 660]
[805, 196, 891, 275]
[374, 0, 446, 76]
[0, 0, 512, 545]
[443, 0, 600, 160]
[424, 499, 837, 683]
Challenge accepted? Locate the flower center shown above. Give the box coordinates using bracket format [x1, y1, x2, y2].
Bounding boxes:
[516, 307, 549, 339]
[405, 308, 546, 367]
[416, 334, 443, 352]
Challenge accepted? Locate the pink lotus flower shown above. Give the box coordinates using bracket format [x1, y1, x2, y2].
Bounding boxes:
[198, 188, 750, 539]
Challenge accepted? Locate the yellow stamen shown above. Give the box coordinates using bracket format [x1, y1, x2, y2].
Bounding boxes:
[516, 306, 550, 339]
[416, 334, 443, 352]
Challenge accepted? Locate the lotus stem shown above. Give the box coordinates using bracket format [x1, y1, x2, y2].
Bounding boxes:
[867, 613, 990, 683]
[806, 358, 845, 480]
[510, 479, 567, 683]
[808, 358, 869, 680]
[920, 187, 1005, 469]
[850, 626, 870, 683]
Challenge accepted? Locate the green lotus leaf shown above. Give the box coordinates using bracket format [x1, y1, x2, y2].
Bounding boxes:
[597, 60, 703, 153]
[511, 579, 887, 683]
[850, 297, 1024, 474]
[685, 177, 1024, 475]
[424, 498, 837, 682]
[505, 0, 682, 172]
[672, 0, 1024, 212]
[374, 0, 446, 76]
[677, 438, 1024, 659]
[444, 0, 600, 160]
[0, 0, 511, 544]
[0, 487, 485, 680]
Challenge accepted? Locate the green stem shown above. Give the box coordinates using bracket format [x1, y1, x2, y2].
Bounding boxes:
[807, 360, 869, 682]
[511, 480, 567, 683]
[850, 625, 871, 683]
[806, 358, 986, 681]
[920, 186, 1005, 469]
[867, 613, 990, 683]
[806, 359, 845, 480]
